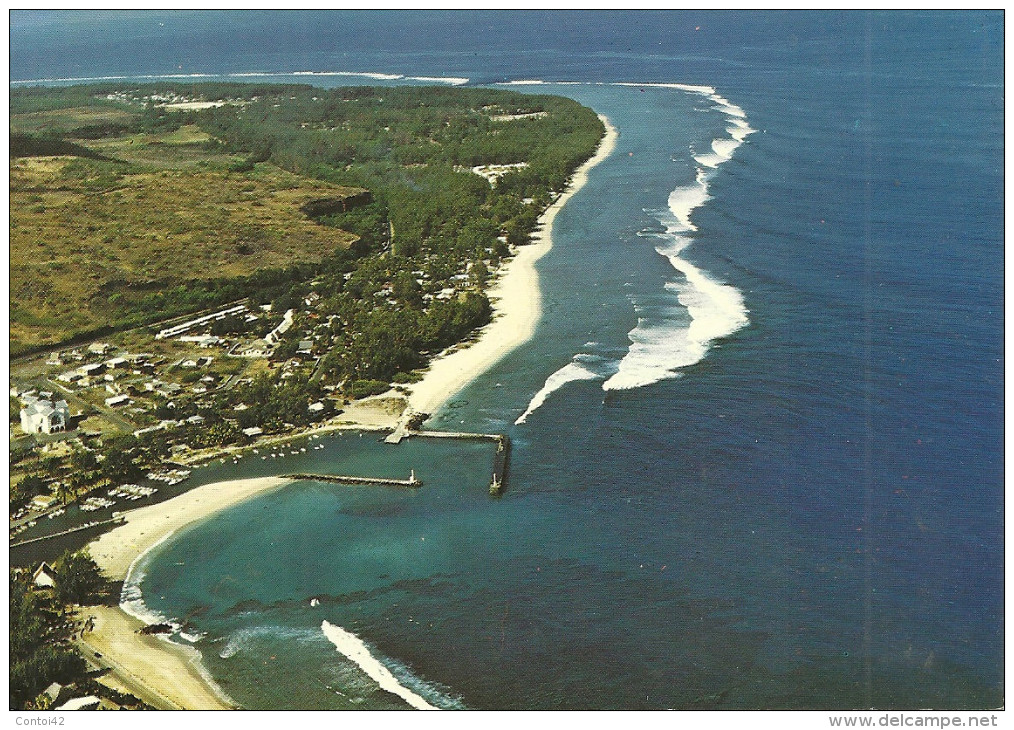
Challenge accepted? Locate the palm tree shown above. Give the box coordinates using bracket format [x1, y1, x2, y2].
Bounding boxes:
[54, 480, 74, 506]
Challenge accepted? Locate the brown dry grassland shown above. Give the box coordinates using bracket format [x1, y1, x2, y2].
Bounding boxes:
[10, 126, 362, 350]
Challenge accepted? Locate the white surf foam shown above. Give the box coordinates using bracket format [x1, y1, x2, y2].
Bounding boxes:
[219, 624, 322, 659]
[12, 69, 468, 87]
[289, 70, 405, 81]
[12, 72, 218, 85]
[612, 81, 718, 95]
[515, 362, 600, 425]
[666, 170, 711, 231]
[602, 86, 753, 392]
[710, 137, 741, 160]
[119, 530, 177, 627]
[727, 117, 756, 142]
[405, 75, 469, 86]
[321, 621, 438, 710]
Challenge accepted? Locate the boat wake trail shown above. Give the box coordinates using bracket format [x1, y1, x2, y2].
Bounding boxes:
[515, 354, 618, 424]
[602, 86, 753, 391]
[320, 621, 439, 710]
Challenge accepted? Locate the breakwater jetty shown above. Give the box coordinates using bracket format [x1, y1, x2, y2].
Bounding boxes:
[383, 411, 511, 494]
[284, 471, 422, 488]
[412, 431, 510, 496]
[10, 516, 125, 548]
[489, 434, 511, 496]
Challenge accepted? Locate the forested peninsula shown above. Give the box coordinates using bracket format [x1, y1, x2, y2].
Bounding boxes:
[10, 82, 604, 371]
[9, 82, 603, 528]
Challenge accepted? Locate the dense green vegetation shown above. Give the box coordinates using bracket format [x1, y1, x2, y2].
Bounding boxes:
[9, 132, 110, 160]
[9, 550, 106, 710]
[10, 83, 602, 366]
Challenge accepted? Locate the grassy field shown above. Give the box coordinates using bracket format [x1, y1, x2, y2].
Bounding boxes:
[10, 130, 363, 353]
[9, 104, 136, 136]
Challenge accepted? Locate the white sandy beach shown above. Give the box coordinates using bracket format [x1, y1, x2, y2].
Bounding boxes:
[407, 115, 619, 416]
[84, 476, 292, 709]
[76, 605, 235, 710]
[90, 476, 292, 580]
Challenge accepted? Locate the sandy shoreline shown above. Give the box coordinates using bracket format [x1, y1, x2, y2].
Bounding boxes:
[85, 476, 292, 709]
[78, 117, 618, 711]
[76, 606, 235, 710]
[90, 476, 292, 580]
[407, 115, 619, 416]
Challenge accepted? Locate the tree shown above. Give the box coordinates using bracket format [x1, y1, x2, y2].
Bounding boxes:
[392, 270, 423, 308]
[10, 474, 46, 509]
[10, 572, 85, 709]
[54, 481, 74, 507]
[52, 550, 105, 606]
[70, 448, 98, 473]
[470, 260, 489, 289]
[100, 449, 141, 485]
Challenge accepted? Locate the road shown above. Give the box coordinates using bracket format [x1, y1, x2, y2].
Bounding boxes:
[75, 632, 181, 710]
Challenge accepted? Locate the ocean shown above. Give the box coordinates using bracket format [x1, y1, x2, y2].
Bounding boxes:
[10, 10, 1004, 709]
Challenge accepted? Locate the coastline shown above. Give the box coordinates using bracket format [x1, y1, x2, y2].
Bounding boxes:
[84, 476, 293, 710]
[75, 606, 234, 710]
[73, 117, 619, 712]
[406, 114, 619, 416]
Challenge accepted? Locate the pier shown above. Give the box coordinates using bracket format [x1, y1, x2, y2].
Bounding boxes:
[412, 431, 510, 495]
[10, 516, 125, 548]
[283, 471, 422, 488]
[381, 411, 512, 495]
[412, 429, 502, 442]
[489, 434, 511, 496]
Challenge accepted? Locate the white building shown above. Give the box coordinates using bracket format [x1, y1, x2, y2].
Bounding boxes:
[179, 335, 223, 348]
[155, 304, 246, 339]
[20, 398, 70, 434]
[264, 309, 295, 345]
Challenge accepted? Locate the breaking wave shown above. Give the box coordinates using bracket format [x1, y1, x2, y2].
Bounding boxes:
[218, 624, 323, 659]
[602, 84, 753, 391]
[119, 531, 177, 627]
[321, 621, 439, 710]
[11, 70, 469, 86]
[500, 81, 755, 402]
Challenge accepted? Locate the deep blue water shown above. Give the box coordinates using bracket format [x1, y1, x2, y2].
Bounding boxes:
[10, 11, 1003, 709]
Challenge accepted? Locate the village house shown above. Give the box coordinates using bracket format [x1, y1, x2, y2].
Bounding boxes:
[77, 362, 106, 378]
[179, 334, 223, 348]
[32, 562, 58, 591]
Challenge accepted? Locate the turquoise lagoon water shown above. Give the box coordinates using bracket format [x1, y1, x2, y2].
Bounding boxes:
[10, 11, 1003, 709]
